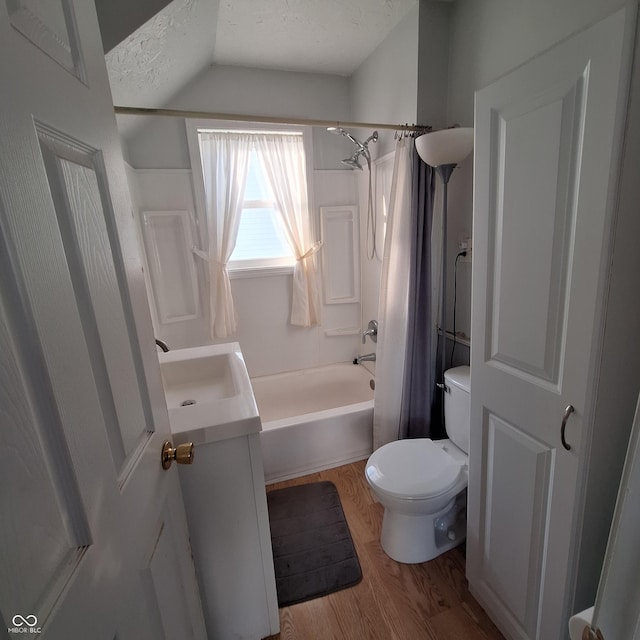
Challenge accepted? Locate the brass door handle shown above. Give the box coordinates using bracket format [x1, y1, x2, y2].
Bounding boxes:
[161, 440, 194, 470]
[561, 405, 575, 451]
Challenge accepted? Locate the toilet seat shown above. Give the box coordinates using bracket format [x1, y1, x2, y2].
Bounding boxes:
[366, 439, 463, 500]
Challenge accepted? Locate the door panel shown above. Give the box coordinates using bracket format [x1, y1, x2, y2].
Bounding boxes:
[469, 7, 633, 640]
[119, 499, 202, 640]
[6, 0, 85, 80]
[0, 262, 89, 621]
[479, 412, 553, 638]
[487, 73, 585, 386]
[144, 504, 201, 639]
[38, 125, 151, 473]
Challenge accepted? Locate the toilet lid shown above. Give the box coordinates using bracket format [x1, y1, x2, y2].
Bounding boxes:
[366, 439, 464, 500]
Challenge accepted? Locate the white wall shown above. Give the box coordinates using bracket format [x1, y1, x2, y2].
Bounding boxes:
[123, 64, 353, 169]
[121, 1, 451, 379]
[417, 0, 451, 129]
[443, 0, 628, 350]
[574, 11, 640, 613]
[350, 4, 420, 157]
[349, 1, 452, 372]
[123, 5, 438, 378]
[121, 64, 368, 377]
[126, 162, 363, 378]
[447, 0, 627, 125]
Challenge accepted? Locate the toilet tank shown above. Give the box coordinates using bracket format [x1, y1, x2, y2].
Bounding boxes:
[444, 366, 470, 454]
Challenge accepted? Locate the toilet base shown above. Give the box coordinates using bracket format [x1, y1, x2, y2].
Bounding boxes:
[380, 494, 466, 564]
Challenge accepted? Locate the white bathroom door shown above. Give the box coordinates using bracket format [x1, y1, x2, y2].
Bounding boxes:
[468, 7, 634, 640]
[0, 2, 206, 639]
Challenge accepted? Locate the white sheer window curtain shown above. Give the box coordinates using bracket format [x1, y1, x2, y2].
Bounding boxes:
[255, 133, 322, 327]
[198, 132, 251, 338]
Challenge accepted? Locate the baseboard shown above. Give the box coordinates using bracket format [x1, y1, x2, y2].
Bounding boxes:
[264, 451, 371, 485]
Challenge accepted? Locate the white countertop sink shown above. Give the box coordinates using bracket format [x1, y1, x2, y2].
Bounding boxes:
[159, 342, 261, 444]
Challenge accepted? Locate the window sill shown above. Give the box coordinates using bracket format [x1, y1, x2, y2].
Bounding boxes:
[228, 264, 295, 279]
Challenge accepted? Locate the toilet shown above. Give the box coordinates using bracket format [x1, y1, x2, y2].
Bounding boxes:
[365, 366, 470, 563]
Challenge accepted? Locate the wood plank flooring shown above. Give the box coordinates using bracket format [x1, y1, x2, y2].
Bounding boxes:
[264, 460, 505, 640]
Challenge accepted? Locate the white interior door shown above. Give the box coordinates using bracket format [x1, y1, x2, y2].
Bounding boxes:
[469, 7, 634, 640]
[0, 2, 206, 638]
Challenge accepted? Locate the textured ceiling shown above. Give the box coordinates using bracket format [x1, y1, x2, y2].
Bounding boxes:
[106, 0, 219, 109]
[106, 0, 418, 101]
[214, 0, 418, 76]
[106, 0, 418, 135]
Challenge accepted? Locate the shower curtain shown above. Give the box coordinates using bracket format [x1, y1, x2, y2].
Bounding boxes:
[373, 138, 412, 449]
[398, 148, 441, 439]
[372, 138, 439, 450]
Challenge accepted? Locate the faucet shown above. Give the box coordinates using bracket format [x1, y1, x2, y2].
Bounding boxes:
[155, 338, 169, 352]
[362, 319, 378, 344]
[353, 353, 376, 365]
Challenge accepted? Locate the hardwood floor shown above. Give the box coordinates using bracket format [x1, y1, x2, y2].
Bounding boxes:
[264, 460, 505, 640]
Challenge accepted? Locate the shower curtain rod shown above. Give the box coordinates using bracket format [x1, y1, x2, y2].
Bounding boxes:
[113, 105, 431, 133]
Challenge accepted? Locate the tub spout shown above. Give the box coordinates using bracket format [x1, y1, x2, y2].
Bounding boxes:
[353, 353, 376, 365]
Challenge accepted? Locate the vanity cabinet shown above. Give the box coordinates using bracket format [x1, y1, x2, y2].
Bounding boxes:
[158, 343, 279, 639]
[178, 433, 278, 639]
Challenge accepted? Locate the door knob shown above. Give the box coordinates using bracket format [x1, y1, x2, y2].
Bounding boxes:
[161, 440, 194, 470]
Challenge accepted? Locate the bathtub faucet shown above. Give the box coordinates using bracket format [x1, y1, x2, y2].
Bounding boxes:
[362, 319, 378, 344]
[353, 353, 376, 365]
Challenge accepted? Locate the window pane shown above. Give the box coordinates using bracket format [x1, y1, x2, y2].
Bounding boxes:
[231, 208, 293, 262]
[243, 150, 273, 201]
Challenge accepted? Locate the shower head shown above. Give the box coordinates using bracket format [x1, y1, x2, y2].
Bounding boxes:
[329, 127, 377, 169]
[341, 152, 364, 170]
[328, 126, 363, 149]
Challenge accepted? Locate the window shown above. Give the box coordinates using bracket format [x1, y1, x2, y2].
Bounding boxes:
[228, 147, 295, 269]
[189, 122, 313, 275]
[186, 120, 321, 335]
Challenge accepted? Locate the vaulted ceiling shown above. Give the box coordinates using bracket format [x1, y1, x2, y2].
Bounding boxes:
[213, 0, 418, 76]
[104, 0, 418, 111]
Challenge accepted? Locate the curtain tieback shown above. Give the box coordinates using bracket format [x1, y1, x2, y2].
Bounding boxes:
[192, 247, 208, 261]
[191, 248, 228, 269]
[297, 241, 323, 261]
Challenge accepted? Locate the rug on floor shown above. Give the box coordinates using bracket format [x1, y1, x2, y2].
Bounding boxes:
[267, 480, 363, 607]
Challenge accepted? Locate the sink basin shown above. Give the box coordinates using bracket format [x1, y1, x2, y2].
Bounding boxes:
[158, 342, 261, 444]
[161, 351, 237, 408]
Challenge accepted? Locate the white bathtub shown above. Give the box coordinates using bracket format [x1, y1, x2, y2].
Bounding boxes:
[252, 363, 375, 483]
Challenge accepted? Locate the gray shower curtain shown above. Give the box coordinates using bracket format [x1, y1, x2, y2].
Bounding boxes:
[398, 145, 443, 439]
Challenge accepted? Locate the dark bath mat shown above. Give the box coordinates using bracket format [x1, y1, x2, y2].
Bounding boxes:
[267, 480, 363, 607]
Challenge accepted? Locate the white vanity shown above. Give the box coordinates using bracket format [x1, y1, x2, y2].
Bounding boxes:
[159, 343, 279, 639]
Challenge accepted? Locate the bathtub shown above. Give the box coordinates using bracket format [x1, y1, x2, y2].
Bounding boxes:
[252, 363, 375, 483]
